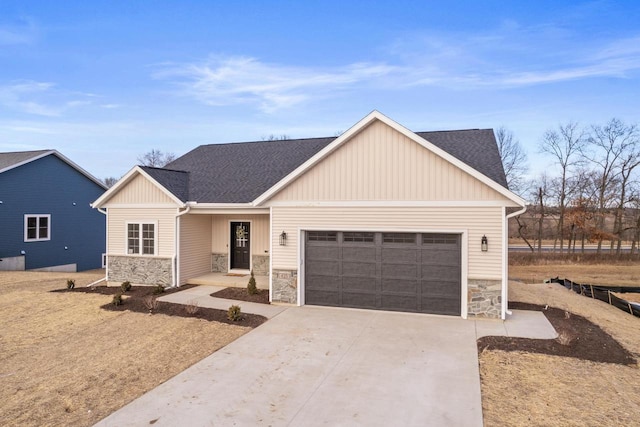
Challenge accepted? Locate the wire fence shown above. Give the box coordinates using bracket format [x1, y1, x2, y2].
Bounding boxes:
[547, 277, 640, 318]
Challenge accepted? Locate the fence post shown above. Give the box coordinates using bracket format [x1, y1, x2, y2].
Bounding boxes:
[608, 290, 612, 305]
[590, 284, 594, 299]
[629, 303, 634, 315]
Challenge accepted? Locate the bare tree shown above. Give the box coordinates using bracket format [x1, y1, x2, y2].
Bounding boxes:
[137, 149, 176, 167]
[585, 118, 638, 253]
[608, 121, 640, 253]
[539, 122, 586, 253]
[102, 177, 119, 188]
[262, 134, 290, 141]
[495, 126, 528, 194]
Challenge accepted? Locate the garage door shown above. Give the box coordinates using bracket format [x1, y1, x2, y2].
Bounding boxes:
[304, 231, 461, 315]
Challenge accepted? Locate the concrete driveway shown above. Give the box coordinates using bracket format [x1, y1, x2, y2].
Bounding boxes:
[95, 306, 484, 426]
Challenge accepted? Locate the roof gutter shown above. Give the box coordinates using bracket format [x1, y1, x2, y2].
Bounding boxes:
[502, 205, 527, 319]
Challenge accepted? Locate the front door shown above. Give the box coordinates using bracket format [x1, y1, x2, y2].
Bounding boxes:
[230, 222, 250, 270]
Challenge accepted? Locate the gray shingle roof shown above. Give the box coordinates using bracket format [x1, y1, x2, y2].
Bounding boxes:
[0, 150, 52, 172]
[416, 129, 508, 187]
[151, 128, 507, 204]
[164, 137, 335, 203]
[140, 166, 190, 202]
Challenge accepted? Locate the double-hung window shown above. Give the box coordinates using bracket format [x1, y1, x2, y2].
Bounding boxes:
[24, 215, 51, 242]
[127, 222, 156, 255]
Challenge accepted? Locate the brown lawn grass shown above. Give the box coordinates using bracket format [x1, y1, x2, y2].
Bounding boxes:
[0, 270, 252, 427]
[509, 260, 640, 286]
[480, 279, 640, 427]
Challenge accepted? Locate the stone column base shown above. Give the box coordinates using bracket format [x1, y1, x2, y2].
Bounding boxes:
[272, 269, 297, 304]
[467, 279, 502, 318]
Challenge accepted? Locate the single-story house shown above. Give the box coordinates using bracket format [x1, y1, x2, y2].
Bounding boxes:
[92, 111, 525, 318]
[0, 150, 107, 272]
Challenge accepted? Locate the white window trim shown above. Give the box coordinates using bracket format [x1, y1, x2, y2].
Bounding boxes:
[24, 214, 51, 242]
[125, 221, 158, 256]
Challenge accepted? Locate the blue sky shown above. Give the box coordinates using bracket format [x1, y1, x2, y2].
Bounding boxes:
[1, 1, 639, 182]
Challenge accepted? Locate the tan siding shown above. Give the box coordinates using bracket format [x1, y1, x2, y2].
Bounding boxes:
[210, 214, 270, 255]
[105, 174, 177, 206]
[271, 206, 502, 279]
[271, 120, 511, 203]
[179, 214, 212, 285]
[107, 207, 177, 257]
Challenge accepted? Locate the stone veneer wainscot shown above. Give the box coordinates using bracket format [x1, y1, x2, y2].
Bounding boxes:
[211, 253, 228, 273]
[272, 269, 297, 304]
[108, 255, 173, 286]
[467, 279, 502, 318]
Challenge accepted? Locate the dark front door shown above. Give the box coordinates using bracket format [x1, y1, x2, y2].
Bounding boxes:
[230, 222, 250, 270]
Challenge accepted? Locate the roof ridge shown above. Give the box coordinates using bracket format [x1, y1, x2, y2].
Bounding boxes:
[197, 136, 337, 148]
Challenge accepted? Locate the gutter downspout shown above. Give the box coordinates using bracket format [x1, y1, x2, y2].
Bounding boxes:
[94, 207, 108, 286]
[174, 203, 193, 287]
[503, 205, 527, 318]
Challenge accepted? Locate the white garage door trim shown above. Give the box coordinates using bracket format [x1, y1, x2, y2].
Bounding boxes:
[297, 227, 468, 318]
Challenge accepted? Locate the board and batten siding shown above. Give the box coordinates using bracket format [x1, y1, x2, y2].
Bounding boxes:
[271, 206, 503, 280]
[107, 207, 177, 257]
[210, 214, 270, 255]
[179, 214, 213, 285]
[106, 174, 177, 205]
[270, 120, 514, 204]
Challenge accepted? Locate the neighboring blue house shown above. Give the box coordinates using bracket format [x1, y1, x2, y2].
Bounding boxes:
[0, 150, 107, 272]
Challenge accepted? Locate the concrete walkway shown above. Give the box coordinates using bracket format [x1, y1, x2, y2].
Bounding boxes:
[158, 285, 287, 319]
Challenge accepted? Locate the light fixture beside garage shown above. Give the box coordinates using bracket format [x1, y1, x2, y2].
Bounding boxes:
[481, 235, 488, 252]
[279, 231, 287, 246]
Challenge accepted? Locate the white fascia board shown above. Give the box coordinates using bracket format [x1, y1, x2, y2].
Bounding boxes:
[189, 207, 270, 215]
[264, 200, 520, 208]
[0, 150, 108, 190]
[91, 166, 185, 208]
[253, 110, 526, 208]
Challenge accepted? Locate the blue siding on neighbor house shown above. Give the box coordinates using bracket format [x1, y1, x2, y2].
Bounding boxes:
[0, 154, 106, 271]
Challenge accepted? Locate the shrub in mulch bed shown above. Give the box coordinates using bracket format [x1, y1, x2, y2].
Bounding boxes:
[478, 302, 636, 366]
[210, 287, 270, 304]
[52, 285, 266, 327]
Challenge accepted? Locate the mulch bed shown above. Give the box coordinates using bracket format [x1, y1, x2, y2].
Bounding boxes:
[210, 287, 270, 304]
[478, 302, 636, 366]
[53, 285, 266, 328]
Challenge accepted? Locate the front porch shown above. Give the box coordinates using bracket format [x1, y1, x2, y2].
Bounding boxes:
[186, 272, 269, 290]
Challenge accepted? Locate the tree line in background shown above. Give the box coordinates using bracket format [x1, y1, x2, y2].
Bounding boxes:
[499, 118, 640, 255]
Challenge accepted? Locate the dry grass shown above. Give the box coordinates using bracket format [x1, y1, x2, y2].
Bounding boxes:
[480, 280, 640, 427]
[509, 262, 640, 286]
[0, 270, 252, 427]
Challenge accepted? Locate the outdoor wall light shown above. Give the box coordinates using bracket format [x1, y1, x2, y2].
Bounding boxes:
[481, 235, 488, 252]
[279, 231, 287, 246]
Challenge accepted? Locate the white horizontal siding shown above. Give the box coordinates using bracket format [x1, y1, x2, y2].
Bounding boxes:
[270, 120, 511, 203]
[179, 214, 212, 285]
[107, 207, 177, 257]
[271, 206, 503, 279]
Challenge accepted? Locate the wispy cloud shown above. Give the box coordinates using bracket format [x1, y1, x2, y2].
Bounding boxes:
[0, 18, 38, 45]
[154, 23, 640, 112]
[155, 56, 397, 112]
[0, 81, 107, 117]
[388, 24, 640, 89]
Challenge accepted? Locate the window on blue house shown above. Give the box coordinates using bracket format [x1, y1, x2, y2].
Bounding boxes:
[127, 222, 156, 255]
[24, 215, 51, 242]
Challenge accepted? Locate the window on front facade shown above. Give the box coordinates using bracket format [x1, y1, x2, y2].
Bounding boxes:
[128, 222, 155, 255]
[24, 215, 51, 242]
